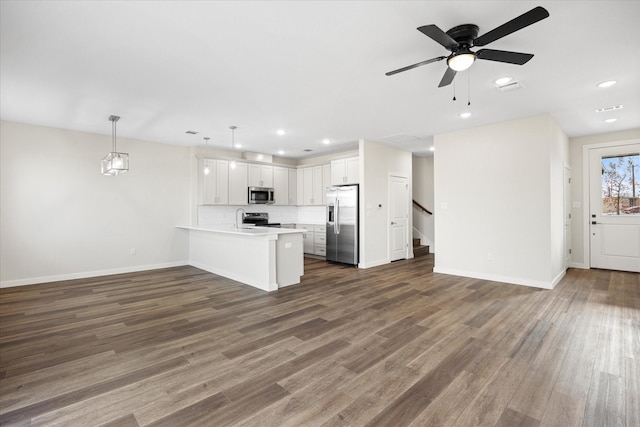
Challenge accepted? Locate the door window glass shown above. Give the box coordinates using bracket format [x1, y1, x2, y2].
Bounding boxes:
[601, 153, 640, 215]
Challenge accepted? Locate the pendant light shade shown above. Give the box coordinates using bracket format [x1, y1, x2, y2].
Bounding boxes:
[101, 115, 129, 175]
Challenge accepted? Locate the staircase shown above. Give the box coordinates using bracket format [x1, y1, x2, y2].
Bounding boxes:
[412, 238, 430, 258]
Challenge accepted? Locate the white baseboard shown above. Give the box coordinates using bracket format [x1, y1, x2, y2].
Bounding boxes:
[433, 267, 566, 290]
[568, 262, 589, 269]
[358, 258, 390, 269]
[0, 261, 189, 288]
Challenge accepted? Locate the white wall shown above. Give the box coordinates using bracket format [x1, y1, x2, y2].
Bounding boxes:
[434, 114, 568, 289]
[412, 156, 435, 252]
[0, 121, 191, 286]
[568, 128, 640, 268]
[359, 139, 412, 268]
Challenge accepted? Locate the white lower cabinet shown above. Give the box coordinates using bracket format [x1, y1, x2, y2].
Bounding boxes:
[314, 225, 326, 256]
[298, 224, 326, 257]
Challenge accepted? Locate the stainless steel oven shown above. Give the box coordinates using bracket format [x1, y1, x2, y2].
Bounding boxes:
[248, 187, 274, 204]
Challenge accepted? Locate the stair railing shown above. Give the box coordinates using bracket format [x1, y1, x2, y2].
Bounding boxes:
[412, 199, 433, 215]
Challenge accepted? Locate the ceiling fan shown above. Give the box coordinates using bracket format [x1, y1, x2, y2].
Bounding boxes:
[386, 6, 550, 87]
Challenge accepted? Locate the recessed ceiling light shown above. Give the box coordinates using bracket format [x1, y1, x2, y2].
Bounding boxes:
[605, 118, 618, 123]
[277, 129, 286, 136]
[278, 150, 284, 155]
[322, 139, 330, 145]
[234, 143, 242, 149]
[429, 146, 435, 152]
[597, 80, 617, 88]
[460, 112, 471, 119]
[495, 77, 512, 86]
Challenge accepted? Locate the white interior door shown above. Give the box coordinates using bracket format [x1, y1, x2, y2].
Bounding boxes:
[589, 144, 640, 272]
[389, 175, 408, 261]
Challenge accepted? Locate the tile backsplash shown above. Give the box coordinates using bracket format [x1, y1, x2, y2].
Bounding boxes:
[198, 205, 325, 225]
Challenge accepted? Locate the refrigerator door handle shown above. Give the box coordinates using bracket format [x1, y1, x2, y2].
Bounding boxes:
[335, 199, 340, 234]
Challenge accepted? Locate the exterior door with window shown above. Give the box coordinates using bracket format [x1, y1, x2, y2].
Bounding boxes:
[589, 144, 640, 272]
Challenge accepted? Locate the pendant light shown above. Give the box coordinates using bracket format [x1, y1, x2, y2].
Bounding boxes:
[203, 137, 211, 175]
[229, 125, 237, 170]
[101, 115, 129, 175]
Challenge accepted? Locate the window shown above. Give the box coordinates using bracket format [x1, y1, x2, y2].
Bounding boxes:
[601, 153, 640, 215]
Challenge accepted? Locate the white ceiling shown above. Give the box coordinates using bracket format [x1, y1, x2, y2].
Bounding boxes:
[1, 1, 639, 159]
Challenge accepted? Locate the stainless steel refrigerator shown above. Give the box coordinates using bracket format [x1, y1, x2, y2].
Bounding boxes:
[326, 184, 358, 265]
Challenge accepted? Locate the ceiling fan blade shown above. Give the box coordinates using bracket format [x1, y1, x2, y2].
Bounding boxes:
[473, 6, 549, 47]
[418, 25, 459, 51]
[438, 67, 457, 88]
[385, 56, 446, 76]
[476, 49, 534, 65]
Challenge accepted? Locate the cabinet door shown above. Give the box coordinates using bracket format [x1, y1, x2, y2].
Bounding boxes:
[288, 168, 297, 205]
[322, 163, 331, 205]
[260, 165, 273, 187]
[331, 159, 346, 185]
[248, 164, 273, 187]
[272, 166, 289, 205]
[203, 159, 229, 205]
[296, 168, 304, 206]
[299, 225, 314, 254]
[311, 166, 323, 205]
[345, 157, 359, 184]
[228, 162, 248, 205]
[248, 164, 262, 187]
[303, 167, 314, 205]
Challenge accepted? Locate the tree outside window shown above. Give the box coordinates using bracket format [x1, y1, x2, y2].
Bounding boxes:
[602, 153, 640, 215]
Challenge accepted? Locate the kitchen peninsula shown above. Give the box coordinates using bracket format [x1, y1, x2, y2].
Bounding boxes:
[177, 225, 305, 292]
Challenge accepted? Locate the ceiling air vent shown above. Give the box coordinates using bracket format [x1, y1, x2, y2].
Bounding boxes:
[185, 130, 199, 135]
[595, 105, 623, 113]
[303, 149, 313, 152]
[381, 133, 421, 145]
[496, 81, 523, 92]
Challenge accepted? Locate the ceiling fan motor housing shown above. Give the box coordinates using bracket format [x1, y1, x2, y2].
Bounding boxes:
[446, 24, 479, 49]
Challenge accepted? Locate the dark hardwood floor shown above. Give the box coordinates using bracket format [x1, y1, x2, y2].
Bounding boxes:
[1, 255, 638, 426]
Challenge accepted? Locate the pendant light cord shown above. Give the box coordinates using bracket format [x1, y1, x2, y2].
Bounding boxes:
[112, 119, 117, 152]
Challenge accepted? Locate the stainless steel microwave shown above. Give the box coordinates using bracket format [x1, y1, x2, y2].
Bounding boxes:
[248, 187, 275, 204]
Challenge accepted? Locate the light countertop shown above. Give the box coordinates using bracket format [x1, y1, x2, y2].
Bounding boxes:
[177, 224, 305, 236]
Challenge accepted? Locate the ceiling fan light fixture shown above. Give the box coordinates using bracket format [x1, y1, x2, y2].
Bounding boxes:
[447, 50, 475, 72]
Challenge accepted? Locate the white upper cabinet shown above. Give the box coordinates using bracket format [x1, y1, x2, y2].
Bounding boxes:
[297, 164, 330, 206]
[296, 168, 304, 206]
[202, 159, 229, 205]
[273, 166, 290, 205]
[288, 168, 297, 206]
[322, 163, 331, 205]
[228, 161, 248, 205]
[331, 157, 359, 185]
[248, 164, 273, 188]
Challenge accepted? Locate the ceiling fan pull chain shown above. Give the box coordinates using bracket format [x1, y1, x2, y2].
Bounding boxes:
[467, 69, 471, 106]
[452, 78, 456, 101]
